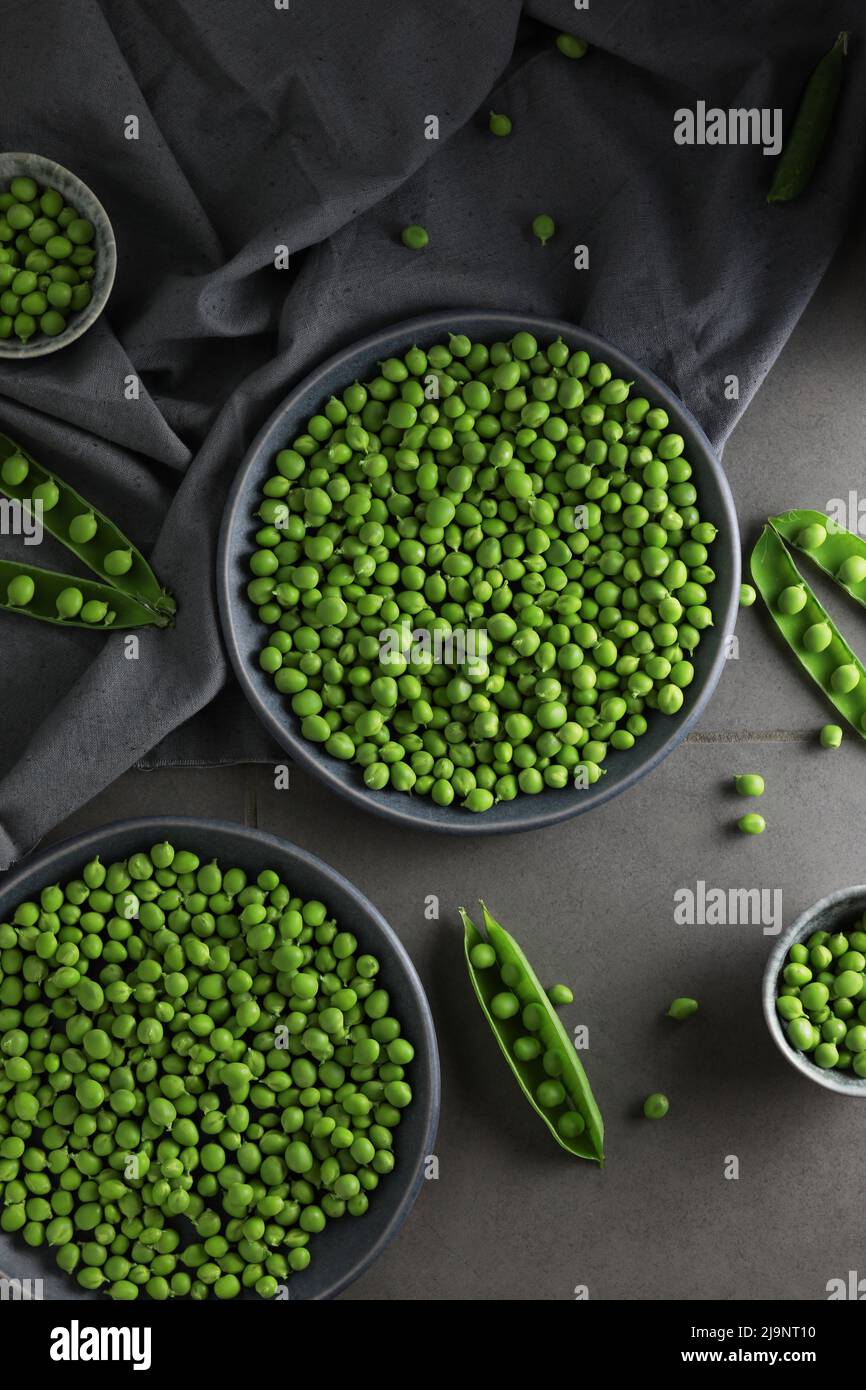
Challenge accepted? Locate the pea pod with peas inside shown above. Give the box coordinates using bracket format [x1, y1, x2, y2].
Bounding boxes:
[0, 432, 175, 627]
[0, 557, 163, 628]
[461, 902, 604, 1163]
[769, 510, 866, 609]
[750, 523, 866, 739]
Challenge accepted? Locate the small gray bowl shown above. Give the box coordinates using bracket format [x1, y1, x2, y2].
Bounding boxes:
[763, 886, 866, 1096]
[0, 152, 116, 358]
[0, 817, 440, 1299]
[218, 310, 740, 836]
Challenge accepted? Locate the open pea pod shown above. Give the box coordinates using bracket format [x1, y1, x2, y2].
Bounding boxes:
[0, 432, 175, 621]
[770, 509, 866, 609]
[750, 524, 866, 739]
[0, 558, 166, 629]
[462, 902, 604, 1163]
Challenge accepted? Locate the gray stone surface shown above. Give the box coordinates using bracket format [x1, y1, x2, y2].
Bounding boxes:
[27, 218, 866, 1300]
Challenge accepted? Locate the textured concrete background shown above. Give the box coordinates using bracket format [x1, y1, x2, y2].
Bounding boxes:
[25, 218, 866, 1300]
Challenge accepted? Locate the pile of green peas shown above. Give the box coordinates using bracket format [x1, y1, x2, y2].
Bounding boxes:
[776, 917, 866, 1074]
[0, 843, 413, 1299]
[0, 175, 96, 343]
[247, 332, 717, 813]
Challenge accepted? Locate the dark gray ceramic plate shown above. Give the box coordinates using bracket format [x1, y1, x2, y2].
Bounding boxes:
[218, 311, 740, 833]
[0, 817, 439, 1301]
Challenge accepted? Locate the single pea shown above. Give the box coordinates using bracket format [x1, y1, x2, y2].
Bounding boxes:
[643, 1093, 669, 1119]
[488, 111, 512, 136]
[490, 991, 520, 1020]
[555, 33, 588, 58]
[1, 452, 29, 486]
[400, 224, 429, 250]
[547, 984, 573, 1007]
[738, 813, 766, 835]
[666, 997, 698, 1020]
[777, 584, 807, 615]
[7, 574, 35, 607]
[819, 724, 843, 748]
[104, 549, 133, 576]
[56, 587, 84, 619]
[802, 622, 832, 653]
[739, 583, 756, 607]
[469, 942, 496, 969]
[734, 773, 764, 797]
[531, 214, 556, 246]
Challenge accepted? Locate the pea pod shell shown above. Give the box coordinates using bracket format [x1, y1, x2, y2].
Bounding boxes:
[0, 432, 175, 619]
[769, 509, 866, 609]
[0, 558, 168, 629]
[750, 524, 866, 738]
[767, 32, 847, 203]
[461, 903, 604, 1163]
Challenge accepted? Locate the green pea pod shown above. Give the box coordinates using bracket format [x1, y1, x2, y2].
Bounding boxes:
[0, 432, 175, 621]
[0, 558, 167, 629]
[768, 32, 847, 203]
[769, 509, 866, 608]
[462, 902, 604, 1163]
[750, 523, 866, 739]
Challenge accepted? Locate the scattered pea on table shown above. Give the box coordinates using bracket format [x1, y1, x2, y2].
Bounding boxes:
[738, 812, 766, 835]
[739, 583, 757, 607]
[488, 111, 512, 137]
[820, 723, 843, 748]
[666, 997, 698, 1020]
[734, 773, 765, 797]
[555, 33, 588, 59]
[643, 1093, 669, 1119]
[531, 214, 556, 245]
[400, 224, 429, 249]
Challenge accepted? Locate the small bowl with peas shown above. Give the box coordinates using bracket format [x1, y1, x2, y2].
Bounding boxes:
[219, 310, 740, 834]
[0, 152, 116, 359]
[764, 887, 866, 1095]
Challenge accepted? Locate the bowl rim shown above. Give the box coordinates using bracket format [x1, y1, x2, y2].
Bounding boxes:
[0, 151, 117, 359]
[762, 884, 866, 1096]
[217, 309, 741, 834]
[0, 814, 441, 1298]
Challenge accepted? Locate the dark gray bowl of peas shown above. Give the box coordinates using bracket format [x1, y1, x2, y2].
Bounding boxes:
[0, 817, 440, 1300]
[0, 152, 116, 358]
[764, 887, 866, 1096]
[218, 310, 740, 834]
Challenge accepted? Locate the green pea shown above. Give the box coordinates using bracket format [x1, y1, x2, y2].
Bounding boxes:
[666, 997, 698, 1020]
[400, 224, 429, 250]
[734, 774, 764, 797]
[56, 587, 84, 619]
[738, 813, 766, 835]
[643, 1092, 669, 1119]
[488, 111, 512, 136]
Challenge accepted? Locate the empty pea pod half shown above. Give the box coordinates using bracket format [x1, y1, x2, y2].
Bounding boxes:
[0, 431, 175, 628]
[461, 901, 604, 1163]
[750, 521, 866, 739]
